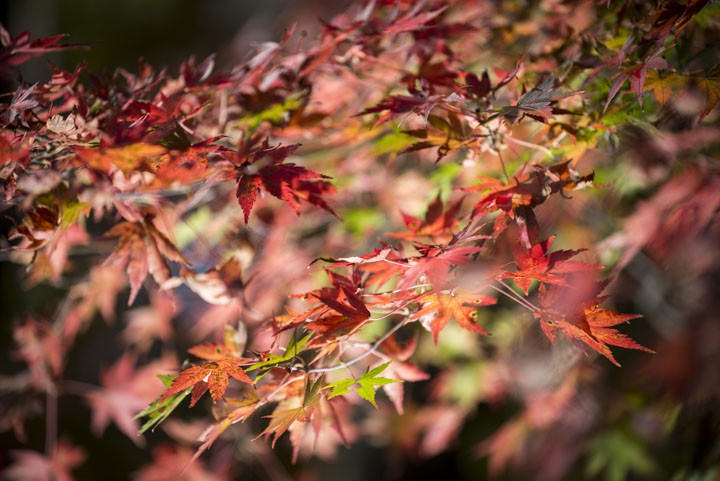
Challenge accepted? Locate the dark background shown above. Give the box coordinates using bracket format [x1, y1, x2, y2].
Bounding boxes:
[1, 0, 350, 81]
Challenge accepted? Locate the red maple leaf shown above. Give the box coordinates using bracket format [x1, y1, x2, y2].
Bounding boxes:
[500, 76, 581, 124]
[499, 236, 602, 294]
[228, 138, 336, 222]
[356, 93, 442, 128]
[357, 249, 410, 289]
[0, 23, 82, 75]
[604, 53, 670, 111]
[399, 245, 483, 291]
[535, 283, 654, 366]
[465, 161, 595, 219]
[389, 195, 463, 241]
[379, 332, 429, 414]
[305, 287, 371, 339]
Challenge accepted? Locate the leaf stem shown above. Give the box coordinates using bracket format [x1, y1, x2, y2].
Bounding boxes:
[308, 320, 407, 374]
[489, 281, 539, 312]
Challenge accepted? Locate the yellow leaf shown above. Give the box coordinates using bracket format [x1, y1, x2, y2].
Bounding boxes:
[77, 143, 166, 175]
[643, 71, 686, 106]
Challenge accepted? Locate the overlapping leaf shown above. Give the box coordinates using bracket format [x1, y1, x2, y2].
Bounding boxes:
[325, 361, 399, 408]
[500, 236, 602, 294]
[228, 138, 336, 222]
[159, 342, 252, 406]
[535, 283, 654, 366]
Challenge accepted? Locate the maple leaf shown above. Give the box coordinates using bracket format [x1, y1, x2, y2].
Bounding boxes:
[379, 332, 429, 414]
[356, 94, 442, 128]
[230, 139, 336, 222]
[383, 7, 447, 34]
[614, 168, 720, 271]
[399, 245, 483, 291]
[0, 84, 39, 124]
[357, 249, 410, 289]
[4, 440, 85, 481]
[75, 143, 167, 175]
[162, 332, 255, 406]
[642, 71, 687, 106]
[180, 256, 247, 305]
[325, 361, 399, 408]
[697, 72, 720, 118]
[86, 354, 173, 445]
[389, 195, 463, 241]
[466, 70, 492, 99]
[535, 283, 654, 366]
[501, 76, 580, 124]
[187, 389, 259, 465]
[465, 162, 594, 247]
[304, 284, 371, 340]
[0, 24, 82, 77]
[157, 335, 253, 409]
[412, 290, 495, 343]
[277, 271, 373, 340]
[246, 333, 312, 380]
[61, 265, 126, 342]
[104, 218, 189, 305]
[146, 139, 221, 189]
[644, 0, 709, 42]
[13, 318, 63, 390]
[0, 129, 30, 168]
[398, 112, 472, 162]
[604, 52, 670, 111]
[160, 359, 252, 405]
[134, 445, 227, 481]
[500, 236, 602, 294]
[121, 293, 174, 353]
[467, 162, 595, 216]
[262, 376, 324, 447]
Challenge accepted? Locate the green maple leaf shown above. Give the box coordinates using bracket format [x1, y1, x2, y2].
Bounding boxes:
[324, 361, 400, 408]
[261, 376, 325, 447]
[135, 374, 190, 434]
[245, 333, 312, 381]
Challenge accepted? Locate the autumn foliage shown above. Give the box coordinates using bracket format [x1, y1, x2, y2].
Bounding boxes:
[1, 1, 720, 480]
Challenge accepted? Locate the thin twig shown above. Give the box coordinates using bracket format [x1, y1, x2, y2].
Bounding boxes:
[257, 373, 303, 407]
[368, 306, 410, 321]
[496, 146, 510, 182]
[360, 283, 431, 297]
[308, 320, 407, 374]
[505, 135, 554, 159]
[489, 282, 538, 312]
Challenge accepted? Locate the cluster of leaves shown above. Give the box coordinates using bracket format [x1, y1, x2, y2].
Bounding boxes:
[1, 1, 719, 480]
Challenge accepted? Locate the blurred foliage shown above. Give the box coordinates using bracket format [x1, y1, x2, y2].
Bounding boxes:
[1, 0, 720, 481]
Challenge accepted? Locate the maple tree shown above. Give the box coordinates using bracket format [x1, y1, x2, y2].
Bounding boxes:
[1, 1, 719, 480]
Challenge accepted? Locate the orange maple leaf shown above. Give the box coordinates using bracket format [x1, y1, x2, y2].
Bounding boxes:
[160, 360, 252, 405]
[412, 290, 495, 343]
[161, 341, 252, 406]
